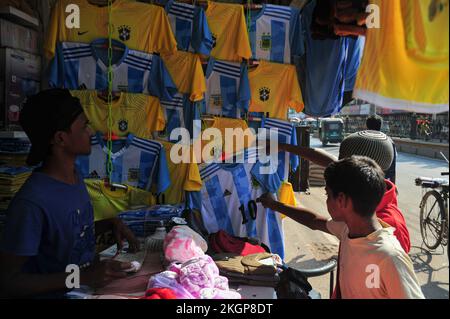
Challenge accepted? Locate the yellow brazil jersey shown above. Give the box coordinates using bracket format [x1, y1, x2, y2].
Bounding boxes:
[278, 181, 298, 219]
[354, 0, 449, 113]
[70, 90, 165, 139]
[157, 141, 202, 205]
[44, 0, 177, 59]
[161, 51, 206, 102]
[85, 179, 155, 222]
[205, 1, 252, 62]
[248, 60, 304, 120]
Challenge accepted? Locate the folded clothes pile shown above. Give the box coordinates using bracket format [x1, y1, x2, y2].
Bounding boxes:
[209, 230, 269, 256]
[164, 225, 208, 264]
[311, 0, 370, 39]
[0, 166, 33, 211]
[212, 253, 283, 288]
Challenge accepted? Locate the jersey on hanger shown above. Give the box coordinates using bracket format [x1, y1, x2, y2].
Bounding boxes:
[345, 37, 365, 92]
[198, 152, 285, 258]
[50, 40, 177, 100]
[203, 58, 250, 118]
[161, 51, 207, 102]
[248, 60, 304, 120]
[76, 133, 170, 194]
[70, 90, 165, 140]
[248, 3, 303, 64]
[44, 0, 177, 58]
[85, 179, 156, 221]
[156, 93, 201, 144]
[205, 1, 252, 62]
[354, 0, 449, 113]
[165, 0, 214, 55]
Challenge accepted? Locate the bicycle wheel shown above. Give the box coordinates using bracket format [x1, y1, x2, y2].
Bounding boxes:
[420, 190, 446, 250]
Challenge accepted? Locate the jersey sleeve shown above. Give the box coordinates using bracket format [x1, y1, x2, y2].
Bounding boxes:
[154, 146, 171, 194]
[289, 127, 300, 173]
[48, 43, 64, 88]
[146, 97, 166, 132]
[149, 54, 178, 100]
[0, 199, 44, 256]
[149, 6, 178, 55]
[237, 63, 251, 113]
[192, 6, 214, 56]
[236, 7, 252, 60]
[287, 67, 305, 113]
[44, 0, 63, 59]
[290, 8, 305, 57]
[251, 161, 282, 194]
[189, 54, 207, 102]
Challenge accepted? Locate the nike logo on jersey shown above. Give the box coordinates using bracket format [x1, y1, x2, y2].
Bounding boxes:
[78, 31, 89, 36]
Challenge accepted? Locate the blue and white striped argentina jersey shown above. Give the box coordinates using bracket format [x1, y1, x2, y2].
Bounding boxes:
[165, 0, 214, 55]
[203, 58, 251, 118]
[249, 4, 303, 64]
[198, 149, 285, 258]
[261, 118, 299, 182]
[76, 133, 170, 193]
[157, 93, 201, 143]
[49, 39, 177, 100]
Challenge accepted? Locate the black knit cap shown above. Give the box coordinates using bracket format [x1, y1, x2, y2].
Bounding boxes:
[19, 88, 84, 166]
[339, 130, 394, 171]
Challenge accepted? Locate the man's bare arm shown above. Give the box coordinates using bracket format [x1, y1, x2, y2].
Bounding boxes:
[279, 144, 337, 168]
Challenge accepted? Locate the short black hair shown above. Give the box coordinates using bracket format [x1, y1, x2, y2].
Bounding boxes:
[324, 156, 386, 218]
[366, 115, 383, 131]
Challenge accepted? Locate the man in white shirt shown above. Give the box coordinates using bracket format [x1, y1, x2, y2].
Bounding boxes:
[258, 156, 424, 299]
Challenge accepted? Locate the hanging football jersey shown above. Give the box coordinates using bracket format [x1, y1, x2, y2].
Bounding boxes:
[76, 133, 170, 194]
[50, 40, 178, 100]
[261, 118, 299, 182]
[354, 0, 449, 113]
[165, 0, 214, 55]
[156, 93, 201, 144]
[345, 36, 365, 92]
[44, 0, 177, 59]
[198, 150, 285, 258]
[248, 60, 304, 120]
[248, 3, 303, 64]
[205, 1, 252, 62]
[70, 90, 165, 140]
[84, 179, 156, 222]
[161, 51, 206, 102]
[203, 58, 251, 118]
[157, 141, 203, 206]
[296, 0, 349, 117]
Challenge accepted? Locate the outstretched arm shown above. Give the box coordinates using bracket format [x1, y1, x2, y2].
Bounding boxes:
[279, 143, 337, 168]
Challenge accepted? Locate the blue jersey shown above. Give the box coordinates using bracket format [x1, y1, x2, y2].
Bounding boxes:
[156, 93, 201, 143]
[345, 36, 365, 92]
[203, 58, 251, 118]
[165, 0, 213, 55]
[76, 133, 170, 193]
[249, 4, 303, 64]
[49, 39, 177, 100]
[198, 150, 285, 258]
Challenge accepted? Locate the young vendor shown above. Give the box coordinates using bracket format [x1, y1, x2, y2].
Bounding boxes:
[0, 89, 140, 298]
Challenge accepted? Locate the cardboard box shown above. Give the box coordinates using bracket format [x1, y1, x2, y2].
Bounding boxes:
[0, 19, 40, 54]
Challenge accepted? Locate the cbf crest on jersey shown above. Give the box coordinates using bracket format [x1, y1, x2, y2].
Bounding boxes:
[118, 25, 131, 41]
[259, 87, 270, 102]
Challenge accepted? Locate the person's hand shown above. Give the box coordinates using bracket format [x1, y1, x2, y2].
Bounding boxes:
[256, 193, 278, 210]
[111, 219, 140, 253]
[81, 259, 132, 288]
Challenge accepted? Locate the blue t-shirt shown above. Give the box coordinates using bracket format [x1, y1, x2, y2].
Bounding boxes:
[0, 172, 96, 274]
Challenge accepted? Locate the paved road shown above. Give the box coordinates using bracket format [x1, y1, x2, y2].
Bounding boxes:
[283, 137, 449, 299]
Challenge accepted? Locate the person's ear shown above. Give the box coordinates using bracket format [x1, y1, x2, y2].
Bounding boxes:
[53, 131, 67, 147]
[336, 193, 351, 210]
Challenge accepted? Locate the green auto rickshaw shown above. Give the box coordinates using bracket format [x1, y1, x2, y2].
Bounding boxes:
[319, 118, 344, 146]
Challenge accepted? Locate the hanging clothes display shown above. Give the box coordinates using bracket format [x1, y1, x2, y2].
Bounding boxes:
[49, 40, 178, 100]
[248, 60, 304, 120]
[354, 0, 449, 113]
[70, 91, 165, 139]
[161, 51, 207, 102]
[44, 0, 177, 58]
[203, 58, 250, 118]
[76, 133, 170, 194]
[164, 0, 214, 55]
[205, 1, 252, 62]
[248, 3, 303, 64]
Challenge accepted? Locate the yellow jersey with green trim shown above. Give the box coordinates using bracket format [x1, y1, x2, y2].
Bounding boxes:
[71, 90, 165, 139]
[161, 51, 206, 102]
[205, 1, 252, 62]
[44, 0, 177, 58]
[248, 60, 304, 120]
[354, 0, 448, 113]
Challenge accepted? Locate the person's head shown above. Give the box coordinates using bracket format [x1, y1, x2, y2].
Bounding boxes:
[366, 115, 383, 131]
[20, 88, 93, 166]
[339, 130, 394, 171]
[324, 156, 386, 222]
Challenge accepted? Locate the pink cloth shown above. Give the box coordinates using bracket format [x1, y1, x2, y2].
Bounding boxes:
[147, 271, 195, 299]
[163, 226, 206, 263]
